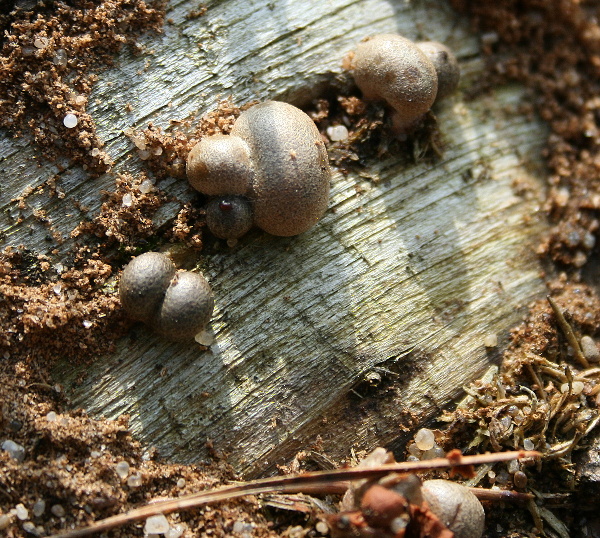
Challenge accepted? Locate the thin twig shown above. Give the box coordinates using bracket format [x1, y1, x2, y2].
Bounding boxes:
[47, 451, 538, 538]
[469, 487, 533, 504]
[547, 296, 590, 368]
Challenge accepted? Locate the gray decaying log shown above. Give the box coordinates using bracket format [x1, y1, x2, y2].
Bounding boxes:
[3, 0, 550, 477]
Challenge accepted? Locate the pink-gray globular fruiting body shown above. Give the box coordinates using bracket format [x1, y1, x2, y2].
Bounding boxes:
[186, 100, 331, 239]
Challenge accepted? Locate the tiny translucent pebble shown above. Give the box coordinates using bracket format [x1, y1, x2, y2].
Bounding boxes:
[513, 412, 525, 425]
[555, 187, 570, 206]
[572, 381, 585, 394]
[22, 46, 36, 56]
[53, 49, 67, 66]
[484, 333, 498, 347]
[583, 231, 596, 250]
[133, 137, 146, 150]
[315, 521, 329, 534]
[327, 124, 349, 141]
[232, 521, 245, 533]
[167, 524, 185, 538]
[0, 514, 12, 530]
[50, 504, 65, 517]
[52, 283, 62, 295]
[506, 405, 519, 416]
[91, 148, 100, 157]
[421, 446, 445, 460]
[414, 428, 435, 451]
[90, 451, 101, 458]
[74, 95, 86, 106]
[581, 336, 600, 362]
[144, 514, 170, 534]
[82, 320, 92, 329]
[122, 193, 133, 207]
[508, 459, 520, 474]
[139, 179, 153, 194]
[523, 438, 535, 451]
[22, 521, 37, 534]
[152, 146, 163, 156]
[481, 31, 499, 45]
[34, 37, 48, 49]
[127, 474, 142, 487]
[63, 113, 78, 129]
[390, 517, 409, 533]
[115, 461, 130, 479]
[406, 455, 420, 462]
[407, 442, 422, 457]
[138, 149, 151, 160]
[496, 470, 510, 484]
[561, 381, 585, 394]
[176, 478, 186, 488]
[500, 416, 512, 429]
[3, 439, 25, 462]
[16, 504, 28, 520]
[32, 501, 45, 517]
[195, 329, 214, 346]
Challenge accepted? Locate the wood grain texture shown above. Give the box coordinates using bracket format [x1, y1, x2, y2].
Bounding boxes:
[2, 0, 550, 476]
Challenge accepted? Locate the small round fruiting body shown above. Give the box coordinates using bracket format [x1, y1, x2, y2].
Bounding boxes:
[119, 252, 214, 341]
[151, 270, 214, 341]
[187, 100, 331, 239]
[416, 41, 460, 100]
[421, 480, 485, 538]
[119, 252, 176, 322]
[187, 134, 254, 196]
[351, 34, 438, 131]
[205, 196, 253, 240]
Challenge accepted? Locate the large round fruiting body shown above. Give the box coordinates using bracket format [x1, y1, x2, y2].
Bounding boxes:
[352, 34, 438, 130]
[205, 196, 253, 240]
[187, 134, 254, 196]
[416, 41, 460, 100]
[421, 480, 485, 538]
[151, 271, 214, 341]
[119, 252, 175, 322]
[231, 101, 331, 237]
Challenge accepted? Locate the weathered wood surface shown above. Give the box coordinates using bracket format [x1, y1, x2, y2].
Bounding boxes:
[2, 0, 551, 476]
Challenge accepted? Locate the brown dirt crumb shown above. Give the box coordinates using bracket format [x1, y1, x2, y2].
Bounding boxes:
[71, 172, 167, 250]
[124, 98, 246, 179]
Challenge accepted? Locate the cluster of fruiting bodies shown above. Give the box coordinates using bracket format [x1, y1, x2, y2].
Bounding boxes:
[119, 33, 459, 341]
[116, 33, 477, 538]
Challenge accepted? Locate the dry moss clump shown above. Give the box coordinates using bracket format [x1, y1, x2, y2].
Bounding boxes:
[438, 280, 600, 535]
